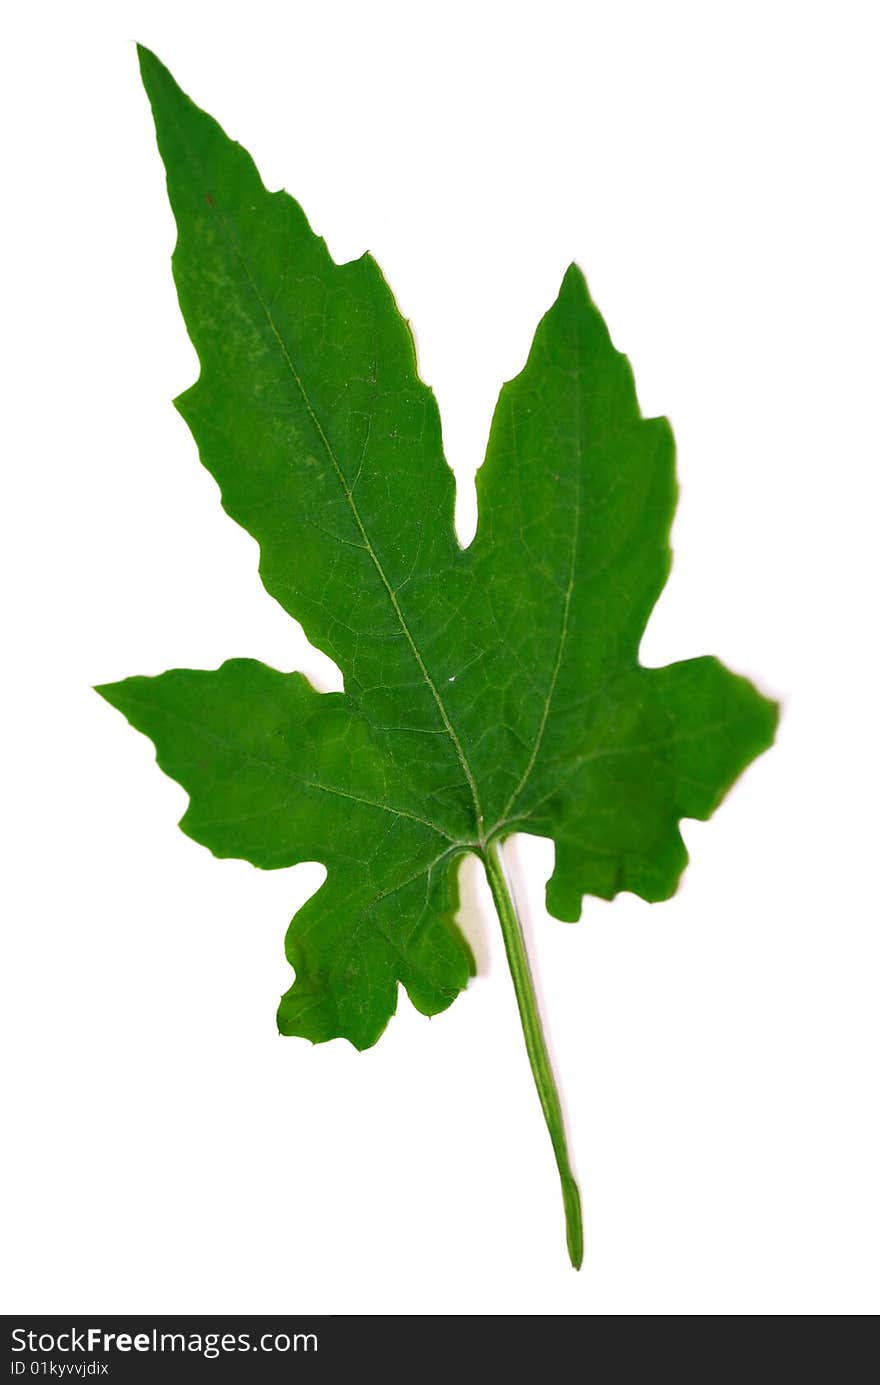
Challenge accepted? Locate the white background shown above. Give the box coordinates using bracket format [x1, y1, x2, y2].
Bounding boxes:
[4, 0, 878, 1316]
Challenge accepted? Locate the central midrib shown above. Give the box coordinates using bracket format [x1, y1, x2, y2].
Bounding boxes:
[206, 197, 485, 837]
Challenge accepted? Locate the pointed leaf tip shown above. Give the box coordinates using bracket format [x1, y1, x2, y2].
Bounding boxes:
[560, 261, 589, 299]
[136, 44, 182, 108]
[135, 43, 160, 79]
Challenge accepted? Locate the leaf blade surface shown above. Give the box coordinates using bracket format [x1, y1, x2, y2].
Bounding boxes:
[98, 48, 777, 1052]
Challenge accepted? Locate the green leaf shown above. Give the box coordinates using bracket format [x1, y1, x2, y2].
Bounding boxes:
[97, 47, 777, 1267]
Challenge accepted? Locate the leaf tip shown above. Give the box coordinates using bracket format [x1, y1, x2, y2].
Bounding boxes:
[559, 261, 589, 303]
[135, 42, 160, 80]
[94, 677, 145, 720]
[135, 43, 181, 109]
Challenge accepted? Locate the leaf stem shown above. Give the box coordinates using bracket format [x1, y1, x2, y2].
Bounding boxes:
[482, 840, 583, 1269]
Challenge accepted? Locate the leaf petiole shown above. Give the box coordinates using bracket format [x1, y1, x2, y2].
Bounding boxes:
[482, 840, 584, 1269]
